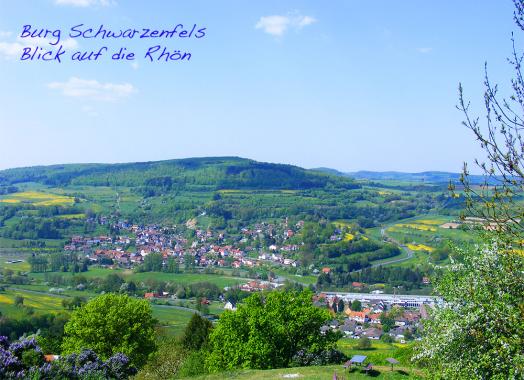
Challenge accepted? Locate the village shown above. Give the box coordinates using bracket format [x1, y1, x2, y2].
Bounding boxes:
[64, 217, 305, 271]
[59, 217, 436, 343]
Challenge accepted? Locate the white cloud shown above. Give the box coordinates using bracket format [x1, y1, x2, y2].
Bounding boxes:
[256, 16, 290, 37]
[0, 41, 23, 59]
[0, 36, 78, 60]
[48, 77, 137, 102]
[54, 0, 114, 7]
[0, 31, 12, 38]
[297, 16, 316, 27]
[417, 47, 433, 54]
[256, 13, 317, 37]
[131, 62, 139, 70]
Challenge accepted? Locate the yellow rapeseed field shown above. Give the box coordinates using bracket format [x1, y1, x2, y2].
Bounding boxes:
[416, 219, 444, 225]
[0, 191, 74, 206]
[0, 294, 13, 304]
[395, 223, 437, 232]
[56, 213, 86, 219]
[407, 243, 435, 252]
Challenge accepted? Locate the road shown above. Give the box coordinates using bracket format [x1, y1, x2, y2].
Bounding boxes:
[370, 227, 414, 267]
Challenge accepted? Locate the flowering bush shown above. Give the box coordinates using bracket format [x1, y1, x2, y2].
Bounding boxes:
[0, 336, 137, 379]
[414, 242, 524, 379]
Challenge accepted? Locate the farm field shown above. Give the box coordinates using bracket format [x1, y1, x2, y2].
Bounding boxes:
[152, 305, 196, 336]
[126, 271, 246, 288]
[0, 288, 65, 316]
[29, 267, 246, 288]
[0, 285, 201, 337]
[272, 268, 318, 285]
[385, 215, 475, 246]
[0, 191, 75, 206]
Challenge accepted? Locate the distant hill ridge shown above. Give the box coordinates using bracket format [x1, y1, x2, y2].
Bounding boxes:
[0, 157, 360, 191]
[313, 168, 487, 184]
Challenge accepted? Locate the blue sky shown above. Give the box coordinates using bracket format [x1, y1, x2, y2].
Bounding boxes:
[0, 0, 518, 172]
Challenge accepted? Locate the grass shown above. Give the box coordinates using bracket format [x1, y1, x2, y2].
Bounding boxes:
[152, 305, 196, 336]
[127, 272, 245, 288]
[31, 268, 246, 288]
[272, 268, 318, 285]
[55, 213, 86, 220]
[0, 289, 65, 315]
[181, 364, 423, 379]
[337, 339, 412, 364]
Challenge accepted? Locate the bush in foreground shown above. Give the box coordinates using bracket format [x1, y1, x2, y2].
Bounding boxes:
[62, 293, 156, 368]
[206, 290, 341, 372]
[414, 242, 524, 378]
[0, 336, 136, 379]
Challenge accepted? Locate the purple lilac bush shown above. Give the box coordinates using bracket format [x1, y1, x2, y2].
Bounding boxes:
[0, 336, 137, 379]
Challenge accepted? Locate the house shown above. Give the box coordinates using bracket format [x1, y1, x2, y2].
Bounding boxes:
[362, 327, 383, 340]
[339, 319, 357, 336]
[346, 310, 369, 323]
[224, 300, 237, 311]
[200, 298, 210, 305]
[389, 326, 407, 339]
[395, 318, 408, 327]
[339, 324, 354, 336]
[322, 267, 331, 274]
[368, 313, 381, 324]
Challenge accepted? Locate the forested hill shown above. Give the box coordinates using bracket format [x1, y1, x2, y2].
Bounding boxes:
[0, 157, 360, 191]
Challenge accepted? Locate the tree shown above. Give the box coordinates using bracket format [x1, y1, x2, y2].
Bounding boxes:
[103, 273, 124, 293]
[61, 293, 156, 368]
[337, 299, 345, 314]
[184, 253, 195, 270]
[350, 300, 362, 311]
[379, 312, 395, 333]
[205, 290, 339, 372]
[182, 313, 213, 351]
[14, 296, 24, 307]
[356, 336, 372, 350]
[417, 4, 524, 377]
[62, 296, 86, 310]
[414, 243, 524, 378]
[28, 255, 48, 273]
[143, 253, 163, 272]
[455, 0, 524, 238]
[135, 336, 188, 380]
[166, 256, 179, 273]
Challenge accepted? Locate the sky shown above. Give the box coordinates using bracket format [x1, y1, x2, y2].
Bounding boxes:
[0, 0, 518, 173]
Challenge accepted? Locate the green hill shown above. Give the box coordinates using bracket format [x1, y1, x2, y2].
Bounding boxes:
[0, 157, 454, 250]
[0, 157, 359, 191]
